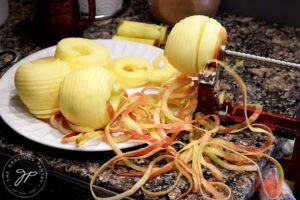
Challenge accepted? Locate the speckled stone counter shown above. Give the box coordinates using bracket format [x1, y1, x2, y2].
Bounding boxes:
[0, 0, 299, 199]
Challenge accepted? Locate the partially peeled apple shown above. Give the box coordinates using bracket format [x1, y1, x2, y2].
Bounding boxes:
[165, 15, 227, 76]
[15, 57, 71, 119]
[59, 67, 122, 130]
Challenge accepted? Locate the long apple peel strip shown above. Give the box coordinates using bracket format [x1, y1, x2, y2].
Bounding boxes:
[85, 62, 283, 199]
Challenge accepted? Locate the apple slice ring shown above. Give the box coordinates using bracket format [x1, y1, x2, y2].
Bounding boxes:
[148, 54, 177, 84]
[55, 38, 110, 70]
[111, 56, 154, 88]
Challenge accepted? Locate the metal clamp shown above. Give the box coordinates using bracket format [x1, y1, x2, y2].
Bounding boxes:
[196, 62, 220, 114]
[198, 61, 219, 85]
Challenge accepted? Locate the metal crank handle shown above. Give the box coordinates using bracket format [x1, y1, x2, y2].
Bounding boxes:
[221, 45, 300, 69]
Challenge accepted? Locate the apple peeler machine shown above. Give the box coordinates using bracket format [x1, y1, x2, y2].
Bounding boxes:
[196, 46, 300, 182]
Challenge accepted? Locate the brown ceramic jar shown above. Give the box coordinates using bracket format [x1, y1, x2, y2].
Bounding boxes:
[33, 0, 95, 47]
[149, 0, 221, 27]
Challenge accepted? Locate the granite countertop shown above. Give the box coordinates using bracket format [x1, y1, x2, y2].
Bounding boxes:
[0, 0, 299, 199]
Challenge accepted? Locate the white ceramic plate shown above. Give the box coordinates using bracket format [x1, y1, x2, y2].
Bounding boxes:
[0, 39, 163, 151]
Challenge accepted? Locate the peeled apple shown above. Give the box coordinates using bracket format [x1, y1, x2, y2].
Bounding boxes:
[15, 57, 71, 119]
[55, 38, 110, 70]
[59, 67, 122, 130]
[165, 15, 227, 76]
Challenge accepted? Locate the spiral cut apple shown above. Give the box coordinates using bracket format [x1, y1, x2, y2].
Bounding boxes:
[55, 38, 110, 70]
[165, 15, 227, 75]
[15, 57, 71, 119]
[59, 67, 122, 130]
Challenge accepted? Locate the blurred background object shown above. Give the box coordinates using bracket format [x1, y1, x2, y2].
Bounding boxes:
[220, 0, 300, 27]
[149, 0, 221, 27]
[32, 0, 96, 47]
[0, 0, 9, 26]
[79, 0, 130, 19]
